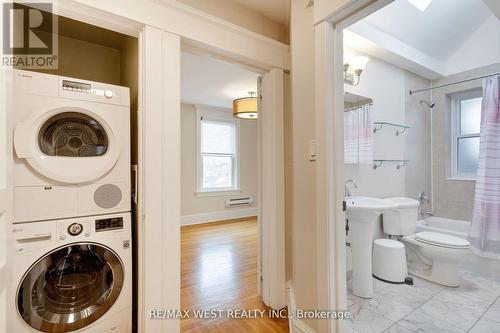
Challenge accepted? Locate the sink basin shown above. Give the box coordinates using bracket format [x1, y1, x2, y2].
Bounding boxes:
[346, 196, 397, 298]
[346, 196, 398, 213]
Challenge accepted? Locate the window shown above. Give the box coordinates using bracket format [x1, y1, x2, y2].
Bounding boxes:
[452, 91, 482, 179]
[196, 107, 239, 194]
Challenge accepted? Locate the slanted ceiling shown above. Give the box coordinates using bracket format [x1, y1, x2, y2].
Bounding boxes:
[345, 0, 500, 79]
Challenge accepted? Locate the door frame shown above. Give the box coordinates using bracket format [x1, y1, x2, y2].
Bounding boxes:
[260, 68, 287, 309]
[313, 1, 395, 332]
[0, 69, 14, 333]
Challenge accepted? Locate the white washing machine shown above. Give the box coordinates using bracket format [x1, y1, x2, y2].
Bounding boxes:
[8, 212, 132, 333]
[12, 70, 131, 223]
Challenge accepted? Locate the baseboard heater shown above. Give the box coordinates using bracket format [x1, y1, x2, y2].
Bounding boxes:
[225, 197, 254, 207]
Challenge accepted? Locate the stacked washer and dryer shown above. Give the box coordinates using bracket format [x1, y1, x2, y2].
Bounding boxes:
[8, 70, 132, 333]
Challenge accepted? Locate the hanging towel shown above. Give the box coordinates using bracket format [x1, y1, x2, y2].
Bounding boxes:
[469, 75, 500, 259]
[344, 104, 373, 164]
[357, 104, 374, 164]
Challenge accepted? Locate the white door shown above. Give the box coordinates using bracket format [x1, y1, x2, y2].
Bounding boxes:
[259, 68, 286, 310]
[0, 67, 14, 333]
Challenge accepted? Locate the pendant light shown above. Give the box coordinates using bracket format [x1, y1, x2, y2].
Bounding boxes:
[233, 91, 258, 119]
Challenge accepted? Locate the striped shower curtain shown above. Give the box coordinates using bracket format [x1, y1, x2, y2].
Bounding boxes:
[344, 104, 373, 164]
[469, 75, 500, 258]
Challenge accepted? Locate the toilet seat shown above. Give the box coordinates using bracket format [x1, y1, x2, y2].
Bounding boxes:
[415, 231, 470, 249]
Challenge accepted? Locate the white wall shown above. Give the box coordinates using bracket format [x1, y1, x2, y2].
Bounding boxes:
[404, 71, 432, 205]
[344, 50, 407, 198]
[180, 103, 258, 225]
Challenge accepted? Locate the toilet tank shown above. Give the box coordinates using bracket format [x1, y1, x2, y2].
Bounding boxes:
[382, 197, 420, 236]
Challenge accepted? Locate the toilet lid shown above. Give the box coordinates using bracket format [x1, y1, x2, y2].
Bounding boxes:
[415, 231, 470, 248]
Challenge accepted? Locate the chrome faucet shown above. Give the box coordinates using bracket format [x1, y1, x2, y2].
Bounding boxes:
[418, 192, 433, 217]
[345, 179, 357, 197]
[418, 192, 429, 205]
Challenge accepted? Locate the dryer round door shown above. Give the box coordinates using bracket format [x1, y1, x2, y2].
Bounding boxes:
[17, 243, 124, 333]
[14, 107, 120, 184]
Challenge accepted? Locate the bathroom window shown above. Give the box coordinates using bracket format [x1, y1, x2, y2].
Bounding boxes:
[196, 106, 239, 195]
[451, 90, 482, 179]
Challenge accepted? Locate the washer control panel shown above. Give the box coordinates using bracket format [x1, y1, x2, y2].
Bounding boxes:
[95, 217, 124, 232]
[58, 221, 91, 240]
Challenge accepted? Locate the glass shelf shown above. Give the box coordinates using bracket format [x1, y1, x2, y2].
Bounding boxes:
[373, 121, 410, 135]
[373, 159, 409, 170]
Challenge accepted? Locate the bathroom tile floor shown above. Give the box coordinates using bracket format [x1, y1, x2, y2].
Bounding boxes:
[346, 271, 500, 333]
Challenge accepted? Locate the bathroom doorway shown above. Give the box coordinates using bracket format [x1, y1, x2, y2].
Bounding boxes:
[317, 1, 500, 332]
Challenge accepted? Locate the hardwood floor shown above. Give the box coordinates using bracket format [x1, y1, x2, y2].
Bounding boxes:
[181, 218, 289, 332]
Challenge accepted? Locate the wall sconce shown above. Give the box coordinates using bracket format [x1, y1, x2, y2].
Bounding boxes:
[344, 56, 369, 86]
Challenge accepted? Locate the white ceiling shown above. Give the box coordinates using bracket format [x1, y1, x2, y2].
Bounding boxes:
[346, 0, 500, 78]
[363, 0, 490, 61]
[181, 52, 259, 109]
[232, 0, 290, 26]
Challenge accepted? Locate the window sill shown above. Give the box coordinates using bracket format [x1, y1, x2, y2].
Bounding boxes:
[195, 189, 241, 197]
[446, 176, 476, 182]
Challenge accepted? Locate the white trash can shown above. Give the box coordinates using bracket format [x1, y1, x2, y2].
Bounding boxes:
[372, 238, 408, 283]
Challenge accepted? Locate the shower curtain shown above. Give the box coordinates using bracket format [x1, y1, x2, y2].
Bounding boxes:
[470, 75, 500, 259]
[344, 104, 373, 164]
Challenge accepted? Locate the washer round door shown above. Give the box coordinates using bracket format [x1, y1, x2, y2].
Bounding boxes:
[17, 243, 124, 333]
[14, 107, 120, 184]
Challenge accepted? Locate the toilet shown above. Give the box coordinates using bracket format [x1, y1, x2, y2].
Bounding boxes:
[382, 197, 471, 287]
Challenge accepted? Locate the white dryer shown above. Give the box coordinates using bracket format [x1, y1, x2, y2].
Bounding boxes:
[8, 213, 132, 333]
[12, 70, 130, 223]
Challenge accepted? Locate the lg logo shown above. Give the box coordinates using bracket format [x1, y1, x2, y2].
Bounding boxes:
[3, 2, 53, 54]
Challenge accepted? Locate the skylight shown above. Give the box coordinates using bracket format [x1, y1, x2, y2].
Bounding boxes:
[408, 0, 432, 12]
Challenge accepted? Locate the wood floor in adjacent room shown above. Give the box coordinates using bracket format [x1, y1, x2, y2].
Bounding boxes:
[181, 217, 289, 333]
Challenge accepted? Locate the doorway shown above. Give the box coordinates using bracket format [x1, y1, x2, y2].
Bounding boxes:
[316, 0, 500, 332]
[179, 49, 288, 331]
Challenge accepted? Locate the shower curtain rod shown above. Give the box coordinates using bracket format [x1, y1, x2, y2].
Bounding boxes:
[409, 72, 500, 95]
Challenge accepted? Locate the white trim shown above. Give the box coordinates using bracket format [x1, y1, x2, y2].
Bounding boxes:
[287, 283, 317, 333]
[260, 69, 286, 310]
[162, 31, 182, 333]
[446, 177, 476, 182]
[71, 0, 289, 71]
[141, 25, 165, 333]
[315, 21, 345, 333]
[315, 2, 396, 333]
[195, 189, 241, 197]
[140, 27, 181, 333]
[58, 1, 143, 37]
[181, 208, 259, 226]
[0, 54, 14, 333]
[314, 0, 378, 26]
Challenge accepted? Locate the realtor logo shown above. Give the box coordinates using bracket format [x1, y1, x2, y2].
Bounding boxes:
[2, 1, 58, 69]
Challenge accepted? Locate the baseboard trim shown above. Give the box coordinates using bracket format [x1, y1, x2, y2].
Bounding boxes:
[181, 208, 259, 226]
[287, 282, 316, 333]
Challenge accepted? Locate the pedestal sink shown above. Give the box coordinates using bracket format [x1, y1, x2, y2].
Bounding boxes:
[346, 196, 397, 298]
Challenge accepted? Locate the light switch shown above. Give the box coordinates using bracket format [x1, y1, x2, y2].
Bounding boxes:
[309, 140, 317, 161]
